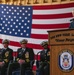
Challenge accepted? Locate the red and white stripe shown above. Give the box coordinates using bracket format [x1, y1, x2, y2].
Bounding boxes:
[0, 3, 74, 70]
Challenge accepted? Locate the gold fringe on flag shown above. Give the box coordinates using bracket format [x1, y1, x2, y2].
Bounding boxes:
[0, 0, 74, 6]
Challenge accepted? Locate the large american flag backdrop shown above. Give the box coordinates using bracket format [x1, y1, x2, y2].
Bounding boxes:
[0, 3, 74, 70]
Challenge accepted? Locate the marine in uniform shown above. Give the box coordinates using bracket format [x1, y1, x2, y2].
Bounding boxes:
[36, 41, 50, 75]
[7, 39, 34, 75]
[0, 39, 13, 75]
[69, 9, 74, 28]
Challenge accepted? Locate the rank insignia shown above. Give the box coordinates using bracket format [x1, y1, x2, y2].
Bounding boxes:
[5, 51, 9, 57]
[25, 52, 29, 58]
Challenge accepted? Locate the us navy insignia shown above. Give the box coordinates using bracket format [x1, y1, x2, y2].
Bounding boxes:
[58, 50, 74, 72]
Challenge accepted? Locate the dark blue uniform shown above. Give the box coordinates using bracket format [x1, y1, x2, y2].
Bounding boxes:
[0, 49, 3, 62]
[7, 47, 34, 75]
[0, 48, 13, 75]
[69, 18, 74, 28]
[36, 48, 50, 75]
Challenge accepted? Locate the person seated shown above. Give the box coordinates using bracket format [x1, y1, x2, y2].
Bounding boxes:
[69, 9, 74, 28]
[7, 39, 35, 75]
[36, 41, 50, 75]
[0, 39, 13, 75]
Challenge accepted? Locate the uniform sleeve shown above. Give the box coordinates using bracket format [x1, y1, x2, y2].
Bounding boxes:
[30, 48, 35, 67]
[40, 51, 43, 62]
[16, 49, 20, 62]
[30, 48, 34, 60]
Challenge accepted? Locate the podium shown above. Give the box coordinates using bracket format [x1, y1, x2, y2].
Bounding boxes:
[48, 29, 74, 75]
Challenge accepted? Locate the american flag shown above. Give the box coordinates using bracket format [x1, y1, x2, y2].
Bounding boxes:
[0, 3, 74, 70]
